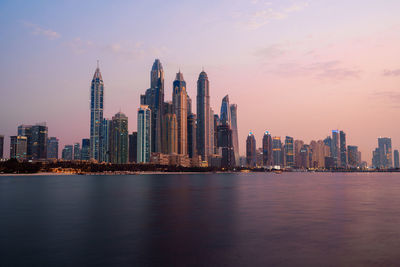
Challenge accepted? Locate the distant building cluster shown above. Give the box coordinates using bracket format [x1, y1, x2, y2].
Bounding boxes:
[245, 130, 377, 170]
[1, 59, 399, 171]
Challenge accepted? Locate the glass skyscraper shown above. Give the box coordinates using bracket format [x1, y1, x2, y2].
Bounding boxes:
[246, 132, 256, 167]
[172, 71, 188, 155]
[47, 137, 59, 160]
[230, 104, 239, 167]
[137, 105, 151, 163]
[109, 112, 129, 164]
[196, 70, 211, 162]
[90, 63, 104, 161]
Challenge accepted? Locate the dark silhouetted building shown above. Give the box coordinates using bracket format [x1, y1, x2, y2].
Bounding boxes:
[347, 145, 359, 168]
[0, 135, 4, 159]
[246, 132, 256, 167]
[285, 136, 295, 168]
[90, 63, 104, 161]
[262, 131, 273, 167]
[109, 112, 129, 164]
[340, 130, 347, 168]
[129, 132, 137, 163]
[81, 139, 90, 161]
[73, 143, 81, 160]
[187, 114, 197, 158]
[196, 70, 211, 162]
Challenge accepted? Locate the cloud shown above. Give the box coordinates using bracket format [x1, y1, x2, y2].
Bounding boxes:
[65, 37, 94, 54]
[269, 60, 361, 81]
[372, 91, 400, 108]
[383, 69, 400, 77]
[246, 1, 309, 29]
[254, 44, 286, 59]
[22, 22, 61, 40]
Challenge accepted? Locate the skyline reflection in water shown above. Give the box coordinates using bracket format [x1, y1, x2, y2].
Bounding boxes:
[1, 173, 400, 266]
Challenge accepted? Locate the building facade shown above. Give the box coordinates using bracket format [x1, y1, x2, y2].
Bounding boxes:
[109, 112, 129, 164]
[90, 64, 104, 161]
[172, 71, 188, 155]
[196, 70, 211, 162]
[10, 136, 27, 160]
[137, 105, 151, 163]
[246, 132, 256, 168]
[129, 132, 137, 163]
[47, 137, 59, 160]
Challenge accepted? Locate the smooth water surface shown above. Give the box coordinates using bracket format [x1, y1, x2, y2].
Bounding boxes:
[1, 172, 400, 266]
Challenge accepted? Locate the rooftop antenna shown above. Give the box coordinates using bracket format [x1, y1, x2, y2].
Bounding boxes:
[97, 60, 99, 69]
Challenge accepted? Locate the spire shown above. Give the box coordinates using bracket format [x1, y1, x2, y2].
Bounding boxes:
[175, 70, 184, 81]
[92, 61, 103, 80]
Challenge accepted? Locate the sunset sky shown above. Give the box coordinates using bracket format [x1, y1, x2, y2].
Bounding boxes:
[1, 0, 400, 162]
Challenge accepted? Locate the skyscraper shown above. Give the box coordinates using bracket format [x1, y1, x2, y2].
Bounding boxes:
[81, 139, 90, 161]
[109, 112, 129, 164]
[294, 140, 304, 168]
[213, 114, 219, 155]
[47, 137, 59, 160]
[90, 63, 104, 161]
[209, 107, 215, 157]
[339, 130, 347, 168]
[18, 125, 32, 159]
[172, 71, 188, 155]
[394, 150, 399, 169]
[0, 135, 4, 159]
[129, 132, 137, 163]
[137, 105, 151, 163]
[217, 95, 235, 168]
[196, 70, 211, 162]
[285, 136, 295, 168]
[187, 114, 197, 158]
[331, 130, 340, 167]
[347, 145, 359, 168]
[230, 104, 239, 167]
[10, 136, 27, 160]
[378, 137, 393, 168]
[62, 145, 73, 161]
[73, 143, 81, 160]
[164, 113, 178, 154]
[142, 59, 165, 153]
[262, 131, 273, 167]
[272, 137, 283, 167]
[100, 118, 111, 162]
[246, 132, 256, 167]
[29, 123, 48, 160]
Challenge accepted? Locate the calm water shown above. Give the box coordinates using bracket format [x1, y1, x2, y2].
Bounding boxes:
[1, 173, 400, 266]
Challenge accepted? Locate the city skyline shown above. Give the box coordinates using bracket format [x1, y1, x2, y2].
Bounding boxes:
[1, 1, 400, 163]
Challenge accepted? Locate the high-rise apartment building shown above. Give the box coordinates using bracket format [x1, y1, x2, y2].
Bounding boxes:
[137, 105, 151, 163]
[331, 130, 340, 167]
[17, 125, 32, 159]
[81, 139, 90, 161]
[62, 145, 73, 161]
[187, 114, 197, 158]
[109, 112, 129, 164]
[172, 71, 187, 155]
[230, 104, 239, 166]
[73, 143, 81, 160]
[339, 130, 347, 168]
[0, 135, 4, 159]
[262, 131, 273, 167]
[246, 132, 256, 167]
[100, 118, 111, 162]
[10, 136, 27, 160]
[378, 137, 392, 168]
[347, 145, 359, 168]
[47, 137, 59, 160]
[90, 63, 104, 161]
[284, 136, 295, 168]
[394, 150, 399, 169]
[129, 132, 138, 163]
[272, 137, 283, 167]
[196, 70, 211, 162]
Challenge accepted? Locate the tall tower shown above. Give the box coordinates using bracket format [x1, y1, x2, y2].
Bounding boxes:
[196, 70, 211, 162]
[110, 112, 129, 164]
[339, 131, 347, 168]
[172, 71, 188, 155]
[246, 132, 256, 167]
[285, 136, 295, 168]
[220, 95, 231, 126]
[262, 131, 273, 167]
[150, 59, 165, 153]
[230, 104, 239, 166]
[331, 130, 340, 167]
[90, 62, 104, 161]
[137, 105, 152, 163]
